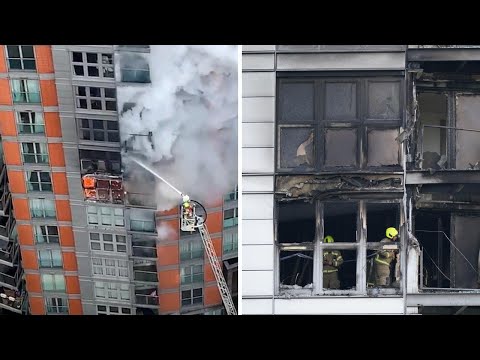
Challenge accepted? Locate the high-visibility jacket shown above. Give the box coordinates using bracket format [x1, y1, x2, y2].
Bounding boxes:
[323, 250, 343, 273]
[375, 238, 396, 267]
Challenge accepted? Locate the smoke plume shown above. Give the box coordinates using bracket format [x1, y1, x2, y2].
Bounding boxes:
[118, 46, 238, 210]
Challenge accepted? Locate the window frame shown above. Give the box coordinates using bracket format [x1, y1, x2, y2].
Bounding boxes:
[21, 142, 49, 164]
[276, 73, 404, 174]
[87, 206, 125, 228]
[29, 198, 56, 219]
[38, 248, 63, 268]
[16, 111, 45, 134]
[11, 79, 41, 103]
[223, 232, 238, 254]
[41, 274, 66, 292]
[180, 264, 204, 285]
[74, 85, 117, 111]
[26, 170, 52, 192]
[96, 304, 132, 315]
[6, 45, 36, 70]
[91, 257, 129, 279]
[71, 51, 114, 79]
[94, 281, 131, 301]
[275, 199, 404, 297]
[77, 118, 120, 143]
[45, 297, 69, 314]
[181, 287, 203, 307]
[89, 232, 127, 253]
[34, 225, 60, 244]
[179, 240, 204, 261]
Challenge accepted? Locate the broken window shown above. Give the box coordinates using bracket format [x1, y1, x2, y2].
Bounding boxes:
[277, 75, 403, 172]
[79, 149, 121, 175]
[455, 95, 480, 169]
[279, 126, 315, 169]
[323, 202, 358, 290]
[277, 201, 314, 291]
[418, 92, 448, 170]
[71, 51, 114, 79]
[366, 203, 401, 289]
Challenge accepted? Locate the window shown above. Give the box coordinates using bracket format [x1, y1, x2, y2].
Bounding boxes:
[131, 237, 157, 258]
[91, 257, 129, 279]
[79, 149, 121, 174]
[87, 206, 125, 227]
[204, 308, 224, 315]
[11, 79, 40, 103]
[17, 112, 44, 134]
[97, 305, 131, 315]
[21, 142, 48, 163]
[78, 119, 120, 142]
[223, 208, 238, 228]
[74, 86, 116, 111]
[30, 199, 56, 218]
[6, 45, 36, 70]
[26, 171, 52, 192]
[35, 225, 59, 244]
[89, 232, 127, 253]
[180, 265, 203, 284]
[181, 288, 203, 306]
[180, 240, 204, 260]
[94, 281, 130, 301]
[45, 297, 68, 314]
[223, 232, 238, 254]
[120, 53, 151, 83]
[71, 52, 114, 79]
[224, 187, 238, 202]
[277, 76, 402, 172]
[38, 249, 63, 268]
[41, 274, 66, 292]
[130, 210, 155, 233]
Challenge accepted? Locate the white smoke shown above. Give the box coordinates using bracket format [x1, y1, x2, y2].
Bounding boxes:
[118, 45, 238, 210]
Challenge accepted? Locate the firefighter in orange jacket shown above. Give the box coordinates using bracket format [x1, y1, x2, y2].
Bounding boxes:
[323, 235, 343, 289]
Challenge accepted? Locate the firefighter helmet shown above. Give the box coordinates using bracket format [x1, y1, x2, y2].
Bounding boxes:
[386, 227, 398, 239]
[324, 235, 334, 243]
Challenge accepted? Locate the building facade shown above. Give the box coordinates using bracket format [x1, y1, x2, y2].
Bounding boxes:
[0, 45, 237, 315]
[242, 45, 480, 315]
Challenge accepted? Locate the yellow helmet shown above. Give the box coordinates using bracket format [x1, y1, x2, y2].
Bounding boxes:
[324, 235, 334, 243]
[386, 227, 398, 239]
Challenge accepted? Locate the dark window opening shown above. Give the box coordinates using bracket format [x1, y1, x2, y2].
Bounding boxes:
[278, 201, 315, 244]
[324, 249, 357, 290]
[279, 250, 313, 288]
[324, 202, 358, 243]
[419, 306, 480, 315]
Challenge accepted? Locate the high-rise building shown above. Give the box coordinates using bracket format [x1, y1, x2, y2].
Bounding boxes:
[242, 45, 480, 315]
[0, 45, 237, 315]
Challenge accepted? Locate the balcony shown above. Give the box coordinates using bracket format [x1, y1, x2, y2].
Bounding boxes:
[82, 174, 124, 204]
[0, 287, 26, 314]
[0, 264, 23, 290]
[0, 215, 15, 242]
[133, 260, 158, 283]
[0, 239, 20, 267]
[131, 245, 157, 259]
[135, 285, 158, 307]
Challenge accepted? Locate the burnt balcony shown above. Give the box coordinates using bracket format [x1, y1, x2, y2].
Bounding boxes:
[0, 263, 23, 290]
[79, 150, 122, 175]
[82, 174, 124, 204]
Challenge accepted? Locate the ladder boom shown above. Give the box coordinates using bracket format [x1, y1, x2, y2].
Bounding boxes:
[198, 223, 237, 315]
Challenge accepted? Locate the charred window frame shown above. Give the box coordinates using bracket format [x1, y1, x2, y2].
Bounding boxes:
[72, 52, 114, 79]
[275, 199, 403, 296]
[276, 73, 404, 173]
[416, 89, 480, 171]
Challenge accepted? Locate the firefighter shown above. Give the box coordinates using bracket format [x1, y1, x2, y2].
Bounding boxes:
[374, 227, 399, 287]
[323, 235, 343, 289]
[182, 195, 193, 219]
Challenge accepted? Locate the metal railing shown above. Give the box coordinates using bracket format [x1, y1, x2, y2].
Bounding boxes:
[135, 293, 158, 306]
[133, 270, 158, 283]
[131, 245, 157, 258]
